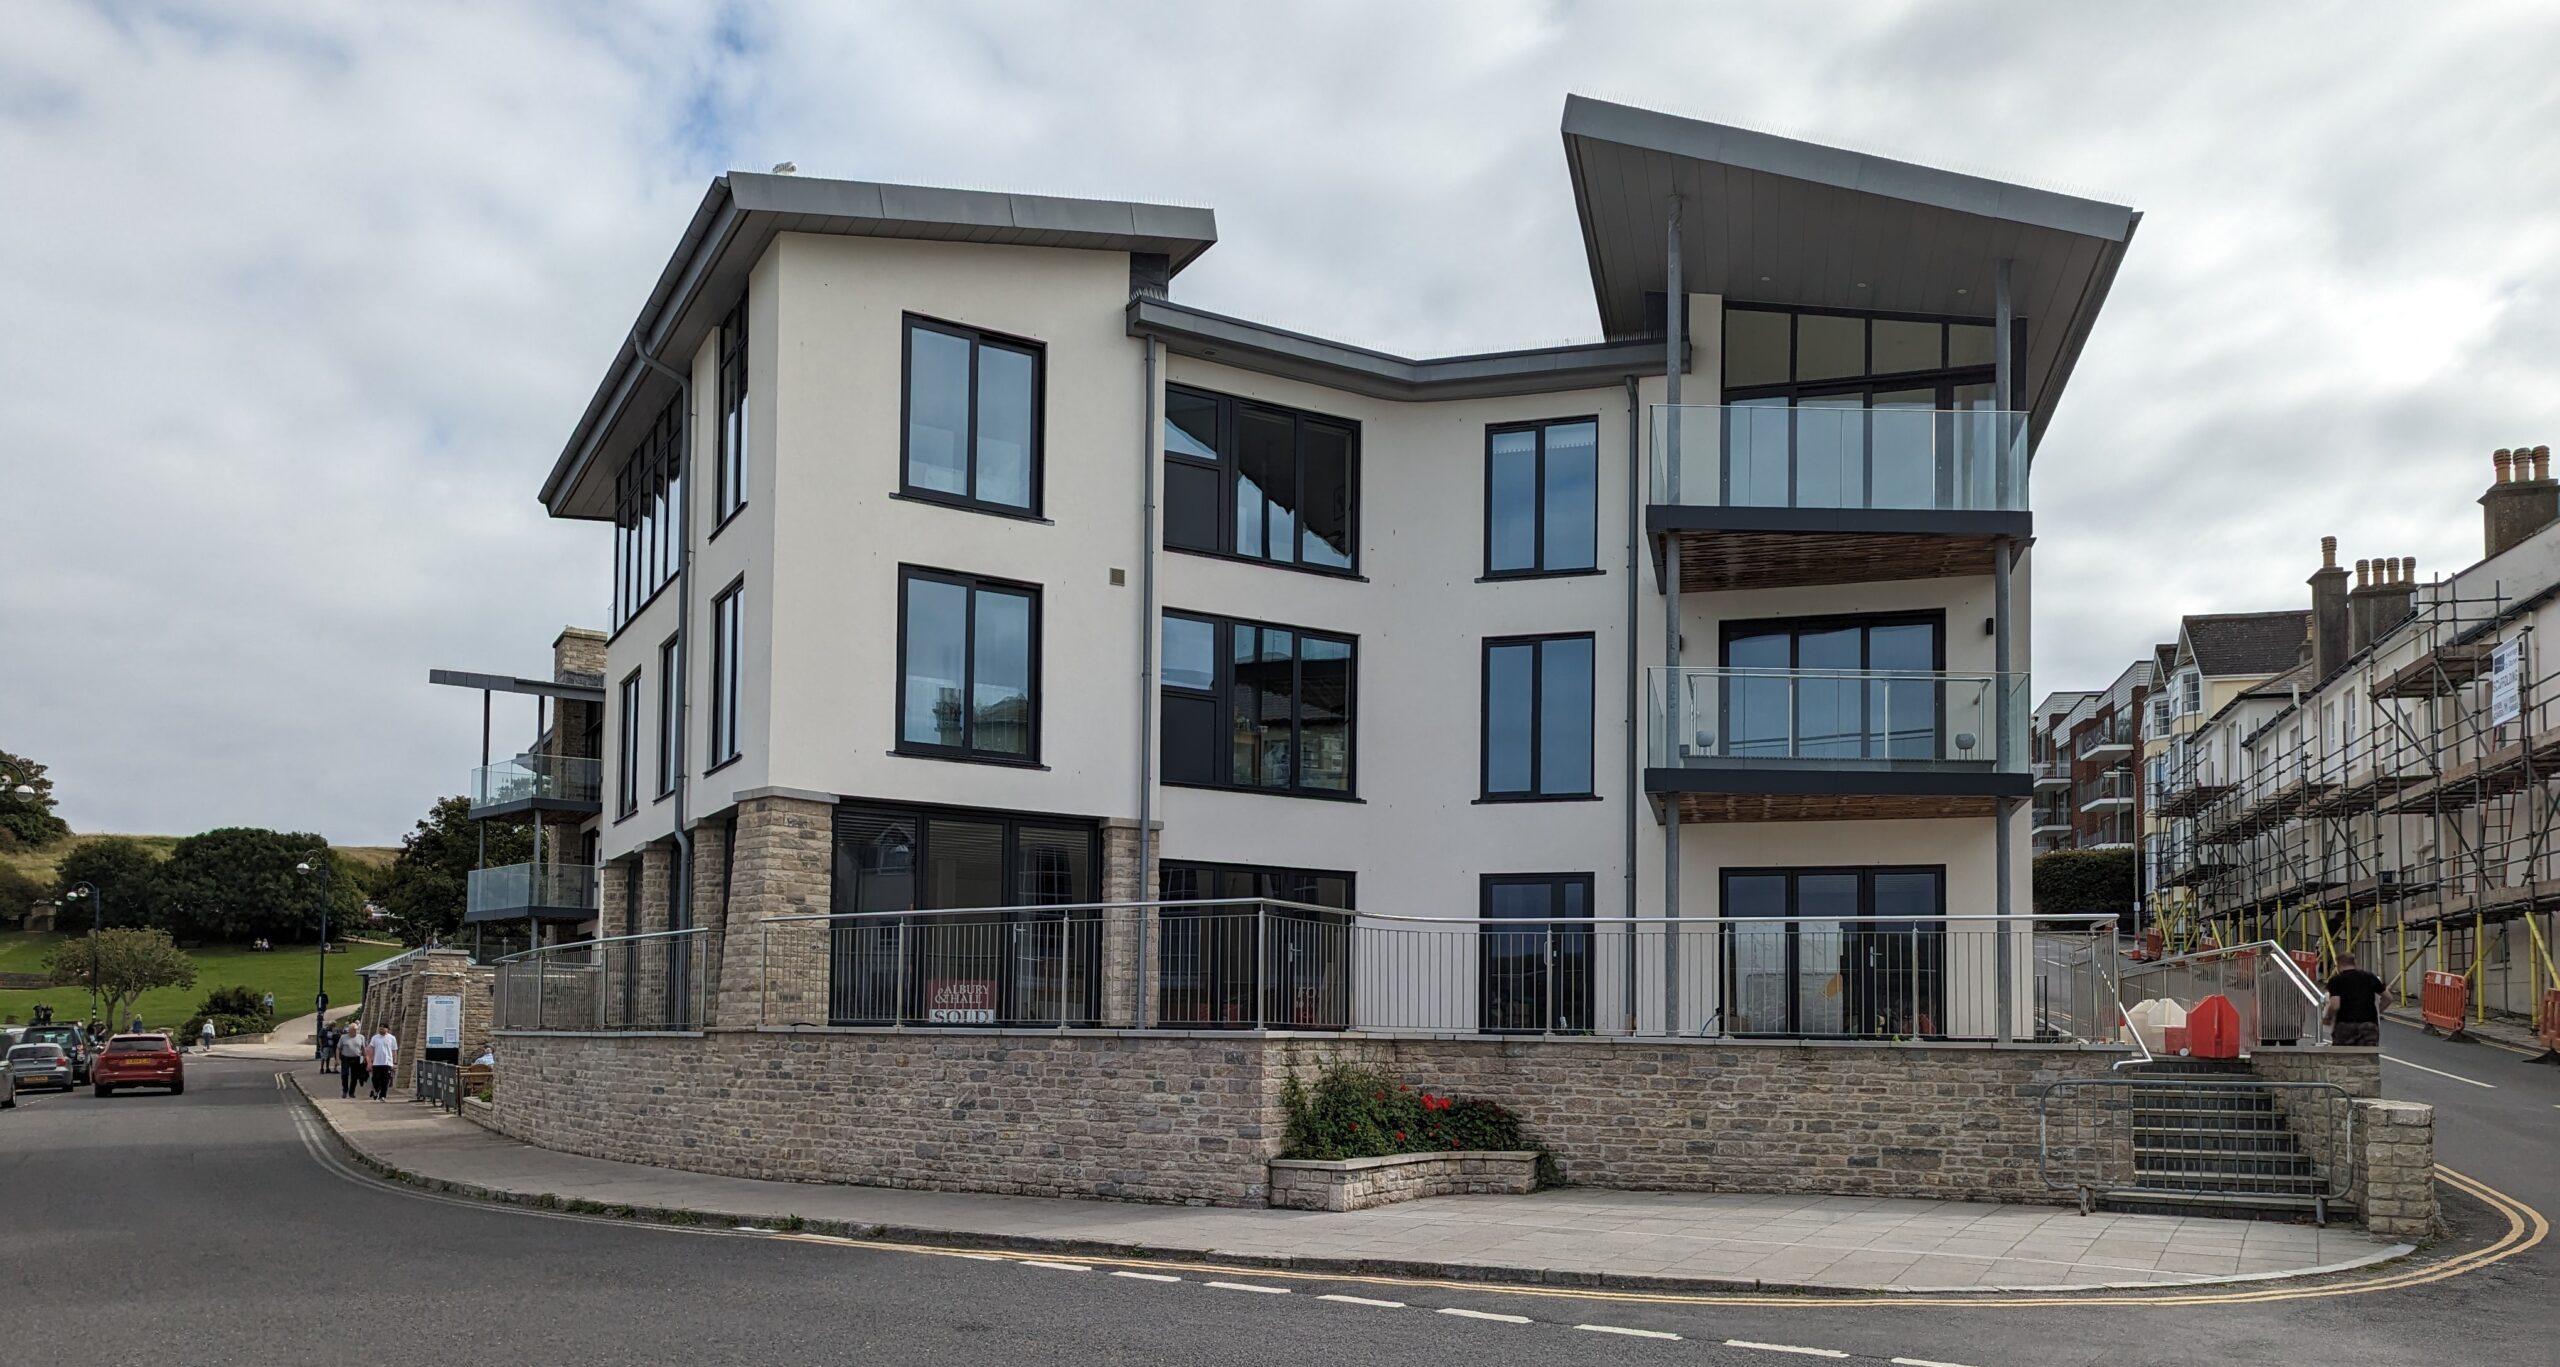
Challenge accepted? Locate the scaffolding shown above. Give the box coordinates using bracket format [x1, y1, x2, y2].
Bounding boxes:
[2156, 575, 2560, 1036]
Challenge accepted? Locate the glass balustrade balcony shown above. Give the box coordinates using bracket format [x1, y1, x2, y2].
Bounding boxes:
[1646, 667, 2031, 821]
[1649, 402, 2029, 514]
[468, 753, 603, 819]
[2078, 770, 2136, 810]
[466, 863, 600, 924]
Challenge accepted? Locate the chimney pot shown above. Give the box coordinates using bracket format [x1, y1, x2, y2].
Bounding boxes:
[2536, 446, 2551, 481]
[2496, 449, 2514, 483]
[2402, 555, 2416, 582]
[2355, 558, 2370, 589]
[2320, 535, 2338, 568]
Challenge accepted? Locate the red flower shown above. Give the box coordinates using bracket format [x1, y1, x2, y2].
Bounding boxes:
[1394, 1131, 1406, 1142]
[1347, 1121, 1358, 1131]
[1373, 1090, 1385, 1100]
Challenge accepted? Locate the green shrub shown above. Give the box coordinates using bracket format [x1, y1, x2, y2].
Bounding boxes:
[2033, 846, 2137, 916]
[175, 984, 276, 1041]
[1279, 1062, 1555, 1182]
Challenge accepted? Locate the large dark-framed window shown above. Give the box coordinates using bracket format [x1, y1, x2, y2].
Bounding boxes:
[897, 567, 1040, 765]
[1484, 417, 1599, 578]
[1719, 611, 1946, 762]
[1163, 384, 1359, 575]
[615, 669, 642, 819]
[707, 580, 743, 770]
[1718, 305, 2012, 512]
[1160, 610, 1354, 797]
[1479, 874, 1594, 1034]
[611, 395, 685, 633]
[1158, 861, 1354, 1030]
[823, 802, 1099, 1028]
[1721, 866, 1945, 1038]
[714, 297, 748, 529]
[655, 634, 682, 799]
[1482, 633, 1596, 800]
[900, 315, 1043, 517]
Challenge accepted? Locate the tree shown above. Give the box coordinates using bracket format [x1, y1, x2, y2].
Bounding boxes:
[377, 796, 531, 946]
[0, 862, 45, 928]
[44, 927, 197, 1030]
[150, 828, 362, 944]
[0, 748, 74, 850]
[49, 836, 168, 935]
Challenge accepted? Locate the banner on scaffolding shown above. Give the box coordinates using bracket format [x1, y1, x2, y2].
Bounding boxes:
[2490, 639, 2523, 726]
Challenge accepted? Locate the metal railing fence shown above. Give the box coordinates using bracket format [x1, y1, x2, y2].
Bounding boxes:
[492, 927, 711, 1033]
[753, 902, 2121, 1045]
[413, 1058, 462, 1111]
[2119, 940, 2327, 1053]
[2037, 1077, 2356, 1223]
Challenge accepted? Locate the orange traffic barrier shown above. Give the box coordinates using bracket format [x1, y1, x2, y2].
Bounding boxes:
[2421, 970, 2471, 1033]
[2539, 990, 2560, 1053]
[2189, 994, 2243, 1059]
[2291, 949, 2321, 982]
[2140, 929, 2165, 962]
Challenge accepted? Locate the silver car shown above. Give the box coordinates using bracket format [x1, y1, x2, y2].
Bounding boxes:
[6, 1044, 74, 1093]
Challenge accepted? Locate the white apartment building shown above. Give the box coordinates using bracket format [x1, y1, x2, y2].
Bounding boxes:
[493, 97, 2139, 1042]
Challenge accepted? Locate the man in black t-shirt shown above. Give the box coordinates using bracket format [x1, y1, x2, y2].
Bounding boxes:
[2325, 954, 2387, 1046]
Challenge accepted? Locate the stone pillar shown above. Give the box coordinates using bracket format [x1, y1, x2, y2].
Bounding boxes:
[1099, 818, 1161, 1028]
[627, 843, 675, 1025]
[689, 821, 730, 1027]
[2353, 1098, 2438, 1240]
[714, 792, 836, 1028]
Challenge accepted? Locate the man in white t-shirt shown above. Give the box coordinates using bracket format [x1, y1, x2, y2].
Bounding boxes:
[337, 1023, 367, 1099]
[367, 1026, 398, 1101]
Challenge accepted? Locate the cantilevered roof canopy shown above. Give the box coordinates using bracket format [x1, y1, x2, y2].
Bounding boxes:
[1562, 95, 2139, 447]
[542, 174, 1218, 520]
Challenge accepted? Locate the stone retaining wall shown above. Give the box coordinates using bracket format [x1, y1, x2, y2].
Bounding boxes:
[2353, 1098, 2437, 1241]
[1268, 1151, 1538, 1211]
[493, 1029, 2117, 1208]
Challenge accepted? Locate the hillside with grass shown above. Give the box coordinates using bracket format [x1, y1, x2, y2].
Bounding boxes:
[1, 835, 396, 888]
[0, 933, 404, 1031]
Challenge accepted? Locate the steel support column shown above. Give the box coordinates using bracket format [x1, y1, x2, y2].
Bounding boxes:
[1992, 258, 2019, 1042]
[1662, 192, 1685, 1034]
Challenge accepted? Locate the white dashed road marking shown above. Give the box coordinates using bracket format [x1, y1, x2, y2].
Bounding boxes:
[1024, 1260, 1092, 1272]
[1726, 1341, 1849, 1358]
[1205, 1280, 1289, 1294]
[2384, 1055, 2496, 1088]
[1110, 1271, 1181, 1282]
[1438, 1307, 1533, 1324]
[1892, 1357, 1987, 1367]
[1317, 1294, 1406, 1308]
[1576, 1323, 1681, 1340]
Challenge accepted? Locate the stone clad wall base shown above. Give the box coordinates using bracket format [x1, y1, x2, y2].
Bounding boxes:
[1268, 1151, 1538, 1211]
[493, 1031, 2112, 1208]
[2353, 1098, 2437, 1240]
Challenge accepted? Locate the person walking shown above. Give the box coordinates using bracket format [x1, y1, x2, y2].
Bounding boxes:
[338, 1023, 366, 1099]
[2324, 953, 2387, 1047]
[199, 1018, 216, 1055]
[367, 1024, 398, 1101]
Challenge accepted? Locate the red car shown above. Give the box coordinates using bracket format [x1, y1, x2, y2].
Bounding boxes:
[91, 1034, 184, 1097]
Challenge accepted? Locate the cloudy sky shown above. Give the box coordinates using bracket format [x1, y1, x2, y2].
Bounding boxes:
[4, 1, 2556, 844]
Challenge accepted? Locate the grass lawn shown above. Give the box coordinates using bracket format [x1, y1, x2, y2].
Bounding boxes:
[0, 932, 406, 1033]
[1, 835, 399, 887]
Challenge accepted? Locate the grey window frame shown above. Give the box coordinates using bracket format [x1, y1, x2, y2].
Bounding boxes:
[714, 297, 748, 529]
[707, 580, 743, 771]
[1482, 417, 1601, 578]
[898, 315, 1045, 519]
[895, 566, 1043, 767]
[615, 669, 642, 819]
[1159, 609, 1358, 799]
[1480, 633, 1597, 801]
[655, 634, 682, 799]
[1162, 383, 1360, 577]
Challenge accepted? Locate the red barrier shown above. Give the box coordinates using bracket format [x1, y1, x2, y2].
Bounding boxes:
[2539, 990, 2560, 1053]
[2421, 970, 2471, 1033]
[2189, 994, 2243, 1059]
[2140, 929, 2165, 962]
[2291, 950, 2322, 983]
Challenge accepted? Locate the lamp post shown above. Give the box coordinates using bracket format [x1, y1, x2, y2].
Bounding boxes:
[62, 881, 102, 1039]
[296, 858, 330, 1047]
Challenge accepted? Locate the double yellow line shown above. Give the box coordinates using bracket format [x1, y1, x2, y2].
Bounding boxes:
[783, 1165, 2545, 1311]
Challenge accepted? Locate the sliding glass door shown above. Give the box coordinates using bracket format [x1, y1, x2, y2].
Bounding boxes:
[1722, 867, 1945, 1038]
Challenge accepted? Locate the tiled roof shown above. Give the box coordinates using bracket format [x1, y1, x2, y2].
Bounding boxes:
[2183, 611, 2310, 678]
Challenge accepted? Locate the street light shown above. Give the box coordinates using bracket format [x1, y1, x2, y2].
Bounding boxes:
[297, 858, 329, 1052]
[62, 881, 102, 1039]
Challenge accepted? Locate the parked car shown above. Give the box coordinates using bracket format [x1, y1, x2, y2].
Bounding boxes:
[17, 1023, 94, 1082]
[2, 1058, 14, 1109]
[91, 1034, 184, 1097]
[7, 1044, 76, 1093]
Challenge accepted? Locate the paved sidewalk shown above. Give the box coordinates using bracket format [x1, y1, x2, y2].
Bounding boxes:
[2384, 1005, 2555, 1057]
[287, 1077, 2410, 1295]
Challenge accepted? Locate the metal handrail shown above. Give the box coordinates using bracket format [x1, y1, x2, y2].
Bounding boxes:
[2109, 1001, 2157, 1071]
[492, 924, 706, 963]
[2037, 1077, 2356, 1224]
[765, 901, 2115, 928]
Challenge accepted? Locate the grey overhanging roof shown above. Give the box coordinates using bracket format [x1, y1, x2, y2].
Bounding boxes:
[1128, 297, 1670, 401]
[1559, 95, 2139, 452]
[542, 174, 1218, 519]
[428, 668, 606, 703]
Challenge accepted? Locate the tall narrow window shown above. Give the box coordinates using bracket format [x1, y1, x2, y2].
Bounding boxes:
[902, 317, 1042, 516]
[1484, 418, 1599, 577]
[656, 635, 682, 798]
[616, 669, 642, 819]
[1482, 634, 1595, 800]
[898, 567, 1040, 763]
[1160, 611, 1354, 797]
[708, 581, 743, 768]
[1479, 874, 1593, 1033]
[610, 397, 684, 631]
[715, 297, 748, 525]
[1161, 385, 1358, 574]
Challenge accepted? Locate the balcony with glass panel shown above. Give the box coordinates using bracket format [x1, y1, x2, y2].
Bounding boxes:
[466, 863, 600, 924]
[468, 753, 603, 820]
[1647, 402, 2029, 592]
[1645, 666, 2031, 821]
[2077, 769, 2136, 812]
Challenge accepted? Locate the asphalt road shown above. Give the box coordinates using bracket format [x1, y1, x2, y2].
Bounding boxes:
[1, 1044, 2552, 1367]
